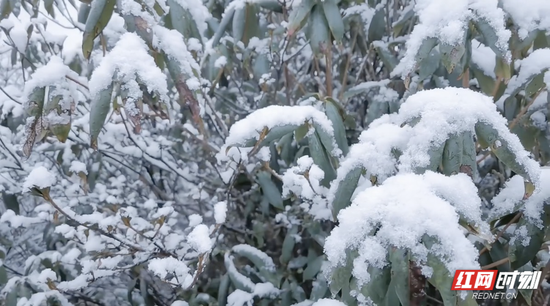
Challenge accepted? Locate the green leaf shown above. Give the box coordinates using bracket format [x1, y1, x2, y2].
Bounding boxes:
[287, 0, 315, 35]
[415, 38, 438, 64]
[280, 226, 298, 264]
[217, 274, 230, 306]
[0, 266, 7, 285]
[232, 6, 245, 43]
[310, 278, 328, 300]
[442, 133, 463, 175]
[167, 0, 201, 40]
[426, 251, 456, 305]
[212, 7, 235, 47]
[2, 192, 19, 214]
[366, 100, 389, 126]
[374, 43, 399, 72]
[461, 131, 478, 178]
[418, 48, 440, 81]
[307, 130, 336, 186]
[294, 123, 309, 143]
[321, 0, 344, 42]
[359, 266, 391, 306]
[415, 141, 445, 174]
[331, 167, 362, 220]
[303, 255, 324, 281]
[82, 0, 116, 59]
[509, 218, 546, 269]
[474, 18, 506, 57]
[389, 248, 410, 306]
[525, 72, 545, 97]
[368, 8, 385, 42]
[0, 0, 11, 20]
[307, 4, 331, 56]
[89, 83, 114, 149]
[225, 255, 255, 292]
[440, 42, 465, 73]
[255, 0, 283, 13]
[470, 65, 496, 96]
[329, 250, 355, 296]
[232, 244, 275, 272]
[475, 121, 536, 182]
[44, 0, 55, 17]
[324, 98, 349, 155]
[257, 171, 283, 209]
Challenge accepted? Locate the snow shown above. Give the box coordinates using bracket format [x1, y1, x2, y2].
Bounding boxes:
[492, 168, 550, 224]
[252, 282, 279, 298]
[393, 88, 540, 184]
[88, 32, 169, 103]
[214, 201, 227, 224]
[392, 0, 510, 77]
[215, 56, 228, 68]
[152, 25, 200, 81]
[69, 161, 88, 175]
[23, 166, 57, 190]
[324, 171, 484, 287]
[232, 244, 276, 271]
[227, 289, 254, 306]
[8, 22, 28, 53]
[501, 0, 550, 39]
[147, 257, 192, 286]
[471, 39, 496, 78]
[23, 56, 78, 102]
[187, 224, 212, 253]
[505, 48, 550, 94]
[171, 301, 189, 306]
[188, 214, 203, 227]
[312, 299, 347, 306]
[224, 105, 339, 156]
[172, 0, 211, 36]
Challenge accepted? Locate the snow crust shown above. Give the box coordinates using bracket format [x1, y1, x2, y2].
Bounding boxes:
[23, 166, 57, 190]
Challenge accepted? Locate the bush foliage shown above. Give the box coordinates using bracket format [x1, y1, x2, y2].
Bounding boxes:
[1, 0, 550, 305]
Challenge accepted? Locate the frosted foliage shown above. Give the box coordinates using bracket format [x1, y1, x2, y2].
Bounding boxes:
[88, 32, 168, 102]
[23, 166, 57, 190]
[282, 156, 331, 220]
[506, 48, 550, 93]
[224, 105, 340, 156]
[324, 172, 484, 286]
[329, 87, 540, 207]
[501, 0, 550, 39]
[393, 0, 510, 76]
[492, 168, 550, 223]
[392, 88, 538, 180]
[312, 299, 347, 306]
[152, 25, 201, 81]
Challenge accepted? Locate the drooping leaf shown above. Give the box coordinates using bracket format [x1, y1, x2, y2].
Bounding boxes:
[303, 255, 324, 281]
[280, 226, 298, 264]
[212, 7, 235, 47]
[89, 83, 114, 149]
[287, 0, 315, 35]
[389, 248, 410, 306]
[368, 8, 385, 42]
[82, 0, 116, 59]
[257, 171, 284, 209]
[307, 130, 336, 186]
[331, 167, 362, 220]
[217, 274, 230, 306]
[321, 0, 344, 42]
[324, 98, 349, 155]
[307, 4, 331, 56]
